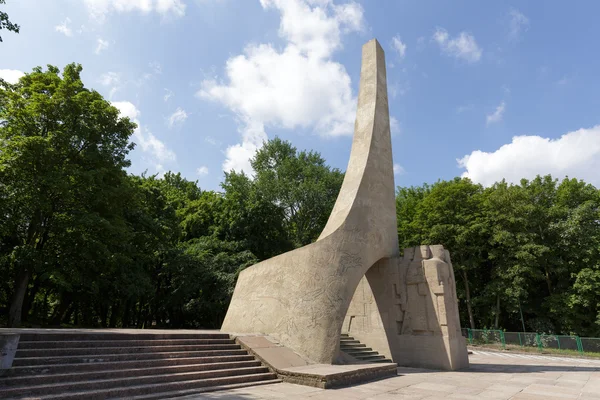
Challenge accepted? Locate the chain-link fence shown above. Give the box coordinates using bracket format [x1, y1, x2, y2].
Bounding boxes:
[461, 328, 600, 355]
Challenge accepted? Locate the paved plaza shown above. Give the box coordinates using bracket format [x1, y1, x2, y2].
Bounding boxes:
[187, 351, 600, 399]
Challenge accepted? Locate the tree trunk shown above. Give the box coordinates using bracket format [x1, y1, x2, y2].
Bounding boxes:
[494, 294, 500, 329]
[544, 265, 553, 295]
[122, 300, 131, 328]
[108, 302, 120, 328]
[8, 268, 31, 327]
[461, 269, 476, 330]
[51, 292, 73, 326]
[21, 274, 40, 323]
[62, 303, 75, 325]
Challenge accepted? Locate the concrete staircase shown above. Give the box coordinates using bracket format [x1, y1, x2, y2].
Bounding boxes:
[340, 334, 394, 363]
[0, 331, 279, 399]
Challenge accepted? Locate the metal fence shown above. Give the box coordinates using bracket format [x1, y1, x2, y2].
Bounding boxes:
[461, 328, 600, 355]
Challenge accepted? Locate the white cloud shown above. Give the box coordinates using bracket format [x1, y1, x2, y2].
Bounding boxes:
[55, 17, 73, 36]
[168, 107, 188, 128]
[432, 27, 482, 63]
[84, 0, 186, 21]
[99, 71, 120, 86]
[205, 136, 220, 146]
[112, 101, 176, 168]
[0, 69, 24, 84]
[99, 72, 120, 99]
[393, 163, 405, 175]
[156, 0, 186, 17]
[486, 101, 505, 125]
[509, 8, 529, 40]
[149, 61, 162, 75]
[390, 116, 400, 136]
[196, 166, 209, 176]
[95, 38, 109, 54]
[391, 35, 406, 59]
[457, 104, 473, 114]
[458, 125, 600, 187]
[222, 119, 267, 174]
[164, 88, 174, 102]
[138, 130, 176, 162]
[199, 0, 364, 174]
[112, 101, 140, 121]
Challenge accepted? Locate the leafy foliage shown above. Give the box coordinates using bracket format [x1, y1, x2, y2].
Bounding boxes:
[397, 176, 600, 336]
[0, 67, 343, 328]
[0, 0, 20, 43]
[1, 63, 599, 336]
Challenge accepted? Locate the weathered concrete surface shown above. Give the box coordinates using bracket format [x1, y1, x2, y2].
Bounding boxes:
[344, 245, 469, 370]
[0, 333, 19, 375]
[222, 38, 468, 371]
[222, 38, 398, 364]
[179, 351, 600, 399]
[235, 335, 396, 388]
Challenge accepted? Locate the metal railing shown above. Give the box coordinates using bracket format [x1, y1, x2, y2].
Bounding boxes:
[461, 328, 600, 355]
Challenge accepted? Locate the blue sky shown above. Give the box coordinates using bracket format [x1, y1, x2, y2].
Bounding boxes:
[2, 0, 600, 190]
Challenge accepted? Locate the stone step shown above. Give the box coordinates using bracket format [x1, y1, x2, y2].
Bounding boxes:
[5, 373, 279, 400]
[13, 349, 250, 366]
[122, 378, 281, 400]
[0, 366, 271, 397]
[354, 354, 386, 361]
[17, 332, 231, 342]
[16, 344, 241, 357]
[340, 343, 366, 349]
[2, 360, 262, 387]
[10, 354, 256, 376]
[339, 335, 394, 363]
[345, 349, 376, 356]
[18, 338, 235, 349]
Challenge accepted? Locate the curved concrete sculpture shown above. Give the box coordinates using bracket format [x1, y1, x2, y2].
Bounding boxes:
[222, 39, 397, 364]
[344, 245, 470, 370]
[223, 39, 469, 370]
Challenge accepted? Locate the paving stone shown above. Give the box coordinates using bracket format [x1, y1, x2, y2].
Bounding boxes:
[407, 382, 457, 392]
[182, 350, 600, 399]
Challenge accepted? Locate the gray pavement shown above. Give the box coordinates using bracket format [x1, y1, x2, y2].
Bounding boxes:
[184, 350, 600, 399]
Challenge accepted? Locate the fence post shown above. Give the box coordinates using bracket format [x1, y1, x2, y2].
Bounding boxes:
[468, 329, 473, 345]
[556, 335, 561, 350]
[536, 333, 543, 351]
[499, 330, 506, 349]
[576, 336, 584, 354]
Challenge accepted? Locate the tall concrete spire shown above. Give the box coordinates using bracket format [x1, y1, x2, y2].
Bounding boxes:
[222, 39, 399, 364]
[222, 39, 468, 371]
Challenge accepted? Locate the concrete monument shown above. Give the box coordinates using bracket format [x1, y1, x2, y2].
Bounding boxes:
[222, 39, 469, 370]
[343, 245, 469, 370]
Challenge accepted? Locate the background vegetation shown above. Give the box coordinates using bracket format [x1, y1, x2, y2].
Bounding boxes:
[1, 65, 599, 337]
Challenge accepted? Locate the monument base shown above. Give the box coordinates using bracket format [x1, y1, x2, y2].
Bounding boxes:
[234, 334, 397, 388]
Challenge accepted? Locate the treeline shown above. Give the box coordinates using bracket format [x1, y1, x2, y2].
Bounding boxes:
[2, 65, 599, 337]
[0, 64, 343, 329]
[397, 177, 600, 336]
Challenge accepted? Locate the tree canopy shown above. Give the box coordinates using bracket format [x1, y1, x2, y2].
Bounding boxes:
[0, 0, 19, 42]
[397, 176, 600, 336]
[1, 63, 599, 337]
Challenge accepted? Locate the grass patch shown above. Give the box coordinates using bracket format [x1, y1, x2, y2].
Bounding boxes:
[468, 342, 600, 359]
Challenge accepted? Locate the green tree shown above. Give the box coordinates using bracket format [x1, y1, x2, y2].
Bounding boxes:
[250, 137, 344, 247]
[406, 178, 488, 329]
[0, 0, 19, 42]
[0, 64, 136, 326]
